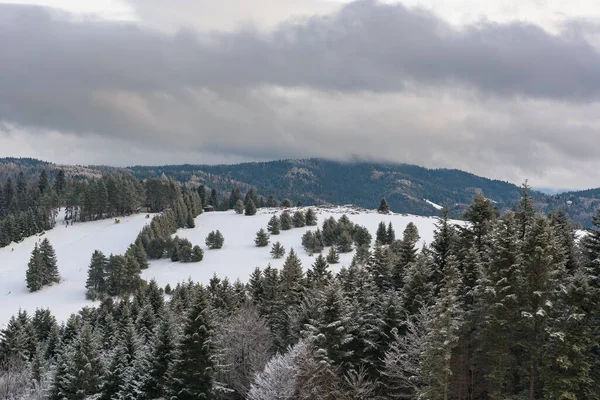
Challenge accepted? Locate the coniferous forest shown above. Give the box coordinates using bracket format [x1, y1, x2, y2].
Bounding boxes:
[1, 183, 600, 399]
[0, 186, 600, 400]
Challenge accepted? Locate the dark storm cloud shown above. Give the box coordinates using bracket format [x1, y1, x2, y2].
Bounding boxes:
[2, 1, 600, 189]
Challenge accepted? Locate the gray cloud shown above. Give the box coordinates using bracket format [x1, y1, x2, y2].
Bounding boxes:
[1, 2, 600, 188]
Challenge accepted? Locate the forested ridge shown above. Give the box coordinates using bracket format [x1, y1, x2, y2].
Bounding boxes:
[2, 184, 600, 399]
[3, 157, 600, 227]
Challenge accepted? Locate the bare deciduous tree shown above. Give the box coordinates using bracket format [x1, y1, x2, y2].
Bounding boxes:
[381, 307, 430, 399]
[215, 302, 274, 398]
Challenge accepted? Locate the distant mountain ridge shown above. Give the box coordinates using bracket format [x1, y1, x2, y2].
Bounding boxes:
[125, 159, 527, 217]
[1, 157, 599, 227]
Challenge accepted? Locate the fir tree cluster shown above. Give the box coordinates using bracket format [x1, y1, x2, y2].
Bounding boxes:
[0, 171, 59, 248]
[136, 191, 203, 260]
[25, 239, 60, 292]
[4, 185, 600, 399]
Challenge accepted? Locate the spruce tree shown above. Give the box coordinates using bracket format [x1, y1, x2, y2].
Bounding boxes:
[336, 231, 353, 253]
[431, 207, 456, 288]
[307, 282, 354, 368]
[191, 245, 204, 262]
[516, 215, 567, 399]
[144, 312, 178, 399]
[280, 212, 293, 231]
[353, 225, 372, 248]
[305, 208, 318, 226]
[378, 198, 390, 213]
[367, 244, 392, 291]
[85, 250, 108, 300]
[322, 217, 338, 247]
[306, 254, 333, 288]
[39, 238, 60, 286]
[420, 255, 464, 399]
[386, 222, 396, 244]
[245, 199, 257, 216]
[391, 223, 420, 290]
[64, 323, 103, 398]
[376, 221, 388, 245]
[255, 228, 270, 247]
[279, 249, 304, 305]
[326, 246, 340, 264]
[464, 192, 497, 253]
[186, 212, 195, 228]
[293, 210, 306, 228]
[270, 241, 285, 259]
[26, 243, 44, 292]
[206, 230, 224, 249]
[235, 199, 244, 214]
[54, 169, 66, 196]
[267, 215, 281, 235]
[169, 289, 215, 399]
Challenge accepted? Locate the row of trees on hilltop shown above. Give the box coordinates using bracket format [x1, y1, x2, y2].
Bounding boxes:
[0, 168, 209, 250]
[6, 184, 600, 398]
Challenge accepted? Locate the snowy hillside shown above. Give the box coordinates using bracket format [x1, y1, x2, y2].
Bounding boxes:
[0, 211, 151, 327]
[1, 206, 454, 327]
[142, 207, 449, 287]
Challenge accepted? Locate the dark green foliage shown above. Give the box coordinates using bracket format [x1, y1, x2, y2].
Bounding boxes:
[270, 241, 286, 259]
[26, 243, 44, 292]
[376, 221, 387, 245]
[245, 199, 257, 216]
[3, 189, 600, 399]
[191, 245, 204, 262]
[26, 239, 60, 292]
[169, 289, 215, 399]
[322, 217, 338, 247]
[293, 210, 306, 227]
[336, 230, 353, 253]
[145, 313, 178, 399]
[301, 230, 324, 254]
[206, 230, 224, 249]
[279, 211, 293, 231]
[85, 250, 108, 300]
[326, 246, 340, 264]
[280, 198, 292, 207]
[307, 254, 333, 288]
[463, 192, 497, 252]
[431, 207, 456, 287]
[234, 199, 244, 214]
[255, 228, 270, 247]
[305, 208, 318, 226]
[386, 222, 395, 244]
[267, 215, 280, 235]
[378, 198, 390, 213]
[353, 224, 372, 248]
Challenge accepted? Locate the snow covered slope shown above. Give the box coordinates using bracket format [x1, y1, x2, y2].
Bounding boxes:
[1, 206, 453, 327]
[0, 211, 151, 327]
[142, 207, 451, 289]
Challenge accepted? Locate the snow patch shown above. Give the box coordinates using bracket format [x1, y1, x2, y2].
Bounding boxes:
[0, 210, 151, 328]
[1, 206, 462, 327]
[424, 199, 443, 210]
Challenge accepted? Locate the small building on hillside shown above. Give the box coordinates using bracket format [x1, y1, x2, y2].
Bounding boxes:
[137, 206, 152, 213]
[203, 205, 215, 212]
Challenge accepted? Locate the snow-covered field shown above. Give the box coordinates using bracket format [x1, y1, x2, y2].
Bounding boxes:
[142, 207, 446, 287]
[1, 206, 451, 327]
[0, 211, 151, 327]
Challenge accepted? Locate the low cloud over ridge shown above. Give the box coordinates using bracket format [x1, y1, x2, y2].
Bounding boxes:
[1, 1, 600, 189]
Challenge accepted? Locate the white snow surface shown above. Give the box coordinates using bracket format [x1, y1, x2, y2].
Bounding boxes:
[143, 206, 451, 288]
[424, 199, 444, 210]
[1, 206, 457, 327]
[0, 210, 151, 328]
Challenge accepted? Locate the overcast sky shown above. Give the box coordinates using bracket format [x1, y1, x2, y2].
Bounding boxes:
[1, 0, 600, 189]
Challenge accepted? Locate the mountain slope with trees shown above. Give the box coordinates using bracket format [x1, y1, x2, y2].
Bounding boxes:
[3, 157, 600, 227]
